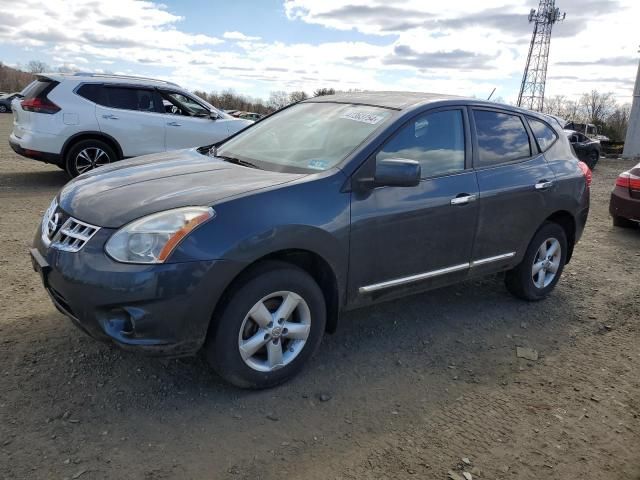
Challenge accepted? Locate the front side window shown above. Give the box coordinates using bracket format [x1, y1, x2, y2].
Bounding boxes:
[376, 109, 465, 178]
[104, 87, 158, 112]
[527, 117, 558, 152]
[161, 91, 210, 116]
[474, 110, 531, 167]
[216, 102, 393, 173]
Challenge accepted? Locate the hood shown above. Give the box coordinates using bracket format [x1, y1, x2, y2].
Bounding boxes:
[58, 149, 305, 228]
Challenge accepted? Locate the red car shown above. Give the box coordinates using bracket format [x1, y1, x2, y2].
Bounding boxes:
[610, 161, 640, 227]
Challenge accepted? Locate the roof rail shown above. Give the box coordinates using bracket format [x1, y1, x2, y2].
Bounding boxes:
[71, 72, 180, 87]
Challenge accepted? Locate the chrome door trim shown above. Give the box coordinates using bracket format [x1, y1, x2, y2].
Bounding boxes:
[359, 263, 470, 294]
[470, 251, 516, 267]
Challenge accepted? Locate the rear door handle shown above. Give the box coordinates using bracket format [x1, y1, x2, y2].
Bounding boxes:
[101, 114, 118, 120]
[167, 121, 182, 127]
[535, 180, 554, 190]
[450, 194, 477, 205]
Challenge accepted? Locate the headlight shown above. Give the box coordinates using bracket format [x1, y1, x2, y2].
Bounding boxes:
[105, 207, 214, 264]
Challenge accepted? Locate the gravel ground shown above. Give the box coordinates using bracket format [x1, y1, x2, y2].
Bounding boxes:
[0, 114, 639, 480]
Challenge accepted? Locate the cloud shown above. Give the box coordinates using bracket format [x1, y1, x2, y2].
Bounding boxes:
[555, 56, 638, 67]
[223, 31, 261, 41]
[384, 45, 497, 70]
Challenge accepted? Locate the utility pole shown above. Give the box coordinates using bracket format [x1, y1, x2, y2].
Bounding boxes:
[517, 0, 565, 112]
[623, 55, 640, 159]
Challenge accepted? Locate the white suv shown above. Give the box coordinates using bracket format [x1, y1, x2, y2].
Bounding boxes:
[9, 73, 253, 177]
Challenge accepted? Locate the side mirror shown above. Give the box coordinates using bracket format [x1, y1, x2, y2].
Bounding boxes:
[374, 158, 421, 187]
[209, 111, 221, 120]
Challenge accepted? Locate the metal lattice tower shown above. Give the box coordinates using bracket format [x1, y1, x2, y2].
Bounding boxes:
[517, 0, 565, 112]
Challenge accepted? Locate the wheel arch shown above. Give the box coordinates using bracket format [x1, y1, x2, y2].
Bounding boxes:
[211, 249, 342, 337]
[61, 131, 124, 161]
[545, 210, 576, 263]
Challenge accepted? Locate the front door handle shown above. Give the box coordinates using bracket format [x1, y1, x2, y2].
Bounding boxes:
[450, 194, 477, 205]
[101, 114, 118, 120]
[535, 180, 554, 190]
[167, 121, 182, 127]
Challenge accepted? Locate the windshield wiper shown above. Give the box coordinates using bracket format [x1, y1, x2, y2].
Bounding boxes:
[215, 154, 260, 169]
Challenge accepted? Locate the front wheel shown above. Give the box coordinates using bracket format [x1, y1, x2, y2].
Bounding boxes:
[587, 150, 599, 169]
[205, 262, 326, 389]
[0, 105, 7, 113]
[505, 222, 568, 301]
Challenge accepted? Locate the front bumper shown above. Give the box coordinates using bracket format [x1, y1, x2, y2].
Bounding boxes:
[31, 228, 244, 356]
[610, 187, 640, 222]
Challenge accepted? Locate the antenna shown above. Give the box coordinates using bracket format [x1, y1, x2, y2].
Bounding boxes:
[487, 87, 496, 100]
[517, 0, 566, 112]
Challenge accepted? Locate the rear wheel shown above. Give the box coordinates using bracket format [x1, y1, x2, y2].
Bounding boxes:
[0, 105, 7, 113]
[65, 139, 116, 177]
[205, 262, 326, 389]
[613, 216, 637, 228]
[505, 222, 568, 301]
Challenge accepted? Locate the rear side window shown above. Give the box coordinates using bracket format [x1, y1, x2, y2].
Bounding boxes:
[77, 84, 105, 104]
[527, 117, 558, 152]
[377, 109, 465, 178]
[104, 87, 158, 112]
[473, 110, 531, 167]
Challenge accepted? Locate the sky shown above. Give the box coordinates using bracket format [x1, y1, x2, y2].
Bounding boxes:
[0, 0, 638, 104]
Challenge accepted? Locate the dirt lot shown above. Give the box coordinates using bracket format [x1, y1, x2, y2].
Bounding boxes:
[0, 114, 639, 480]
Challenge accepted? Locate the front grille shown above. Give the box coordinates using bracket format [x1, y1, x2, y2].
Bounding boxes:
[51, 218, 99, 252]
[41, 197, 99, 253]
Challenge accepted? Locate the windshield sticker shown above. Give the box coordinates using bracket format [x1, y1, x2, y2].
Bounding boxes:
[308, 159, 330, 170]
[340, 109, 386, 125]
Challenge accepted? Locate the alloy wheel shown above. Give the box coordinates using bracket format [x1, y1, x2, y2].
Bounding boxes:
[531, 237, 561, 289]
[238, 291, 311, 372]
[75, 147, 110, 174]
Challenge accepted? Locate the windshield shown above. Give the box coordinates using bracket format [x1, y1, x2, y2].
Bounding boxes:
[216, 102, 393, 173]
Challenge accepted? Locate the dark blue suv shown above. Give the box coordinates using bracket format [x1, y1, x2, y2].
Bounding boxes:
[30, 92, 590, 388]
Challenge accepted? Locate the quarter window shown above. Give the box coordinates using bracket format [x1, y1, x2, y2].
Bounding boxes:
[473, 110, 531, 167]
[377, 109, 465, 178]
[527, 117, 558, 152]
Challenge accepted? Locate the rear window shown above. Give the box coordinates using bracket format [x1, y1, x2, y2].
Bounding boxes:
[473, 110, 531, 167]
[21, 80, 57, 100]
[527, 117, 558, 152]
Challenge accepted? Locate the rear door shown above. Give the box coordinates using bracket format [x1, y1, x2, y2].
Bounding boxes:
[94, 85, 165, 157]
[470, 108, 556, 271]
[349, 107, 479, 301]
[158, 90, 234, 150]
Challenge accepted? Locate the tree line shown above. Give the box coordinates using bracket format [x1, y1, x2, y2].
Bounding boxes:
[542, 91, 630, 142]
[0, 60, 631, 141]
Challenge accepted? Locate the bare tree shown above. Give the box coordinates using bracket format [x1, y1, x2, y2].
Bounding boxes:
[288, 90, 308, 103]
[313, 87, 336, 97]
[268, 90, 290, 111]
[579, 90, 616, 125]
[26, 60, 48, 73]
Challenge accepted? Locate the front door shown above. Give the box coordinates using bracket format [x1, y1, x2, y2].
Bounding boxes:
[349, 107, 479, 303]
[158, 90, 234, 150]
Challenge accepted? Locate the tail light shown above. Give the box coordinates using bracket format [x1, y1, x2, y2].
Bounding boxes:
[21, 97, 60, 114]
[615, 172, 640, 190]
[578, 161, 592, 188]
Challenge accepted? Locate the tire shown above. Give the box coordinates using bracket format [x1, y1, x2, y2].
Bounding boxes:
[505, 222, 568, 301]
[205, 261, 326, 389]
[587, 150, 599, 170]
[0, 105, 7, 113]
[613, 216, 637, 228]
[65, 139, 116, 178]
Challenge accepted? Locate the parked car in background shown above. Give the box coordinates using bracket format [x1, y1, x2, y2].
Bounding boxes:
[0, 92, 21, 113]
[566, 129, 600, 169]
[30, 92, 590, 388]
[9, 73, 252, 177]
[610, 161, 640, 228]
[238, 112, 263, 121]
